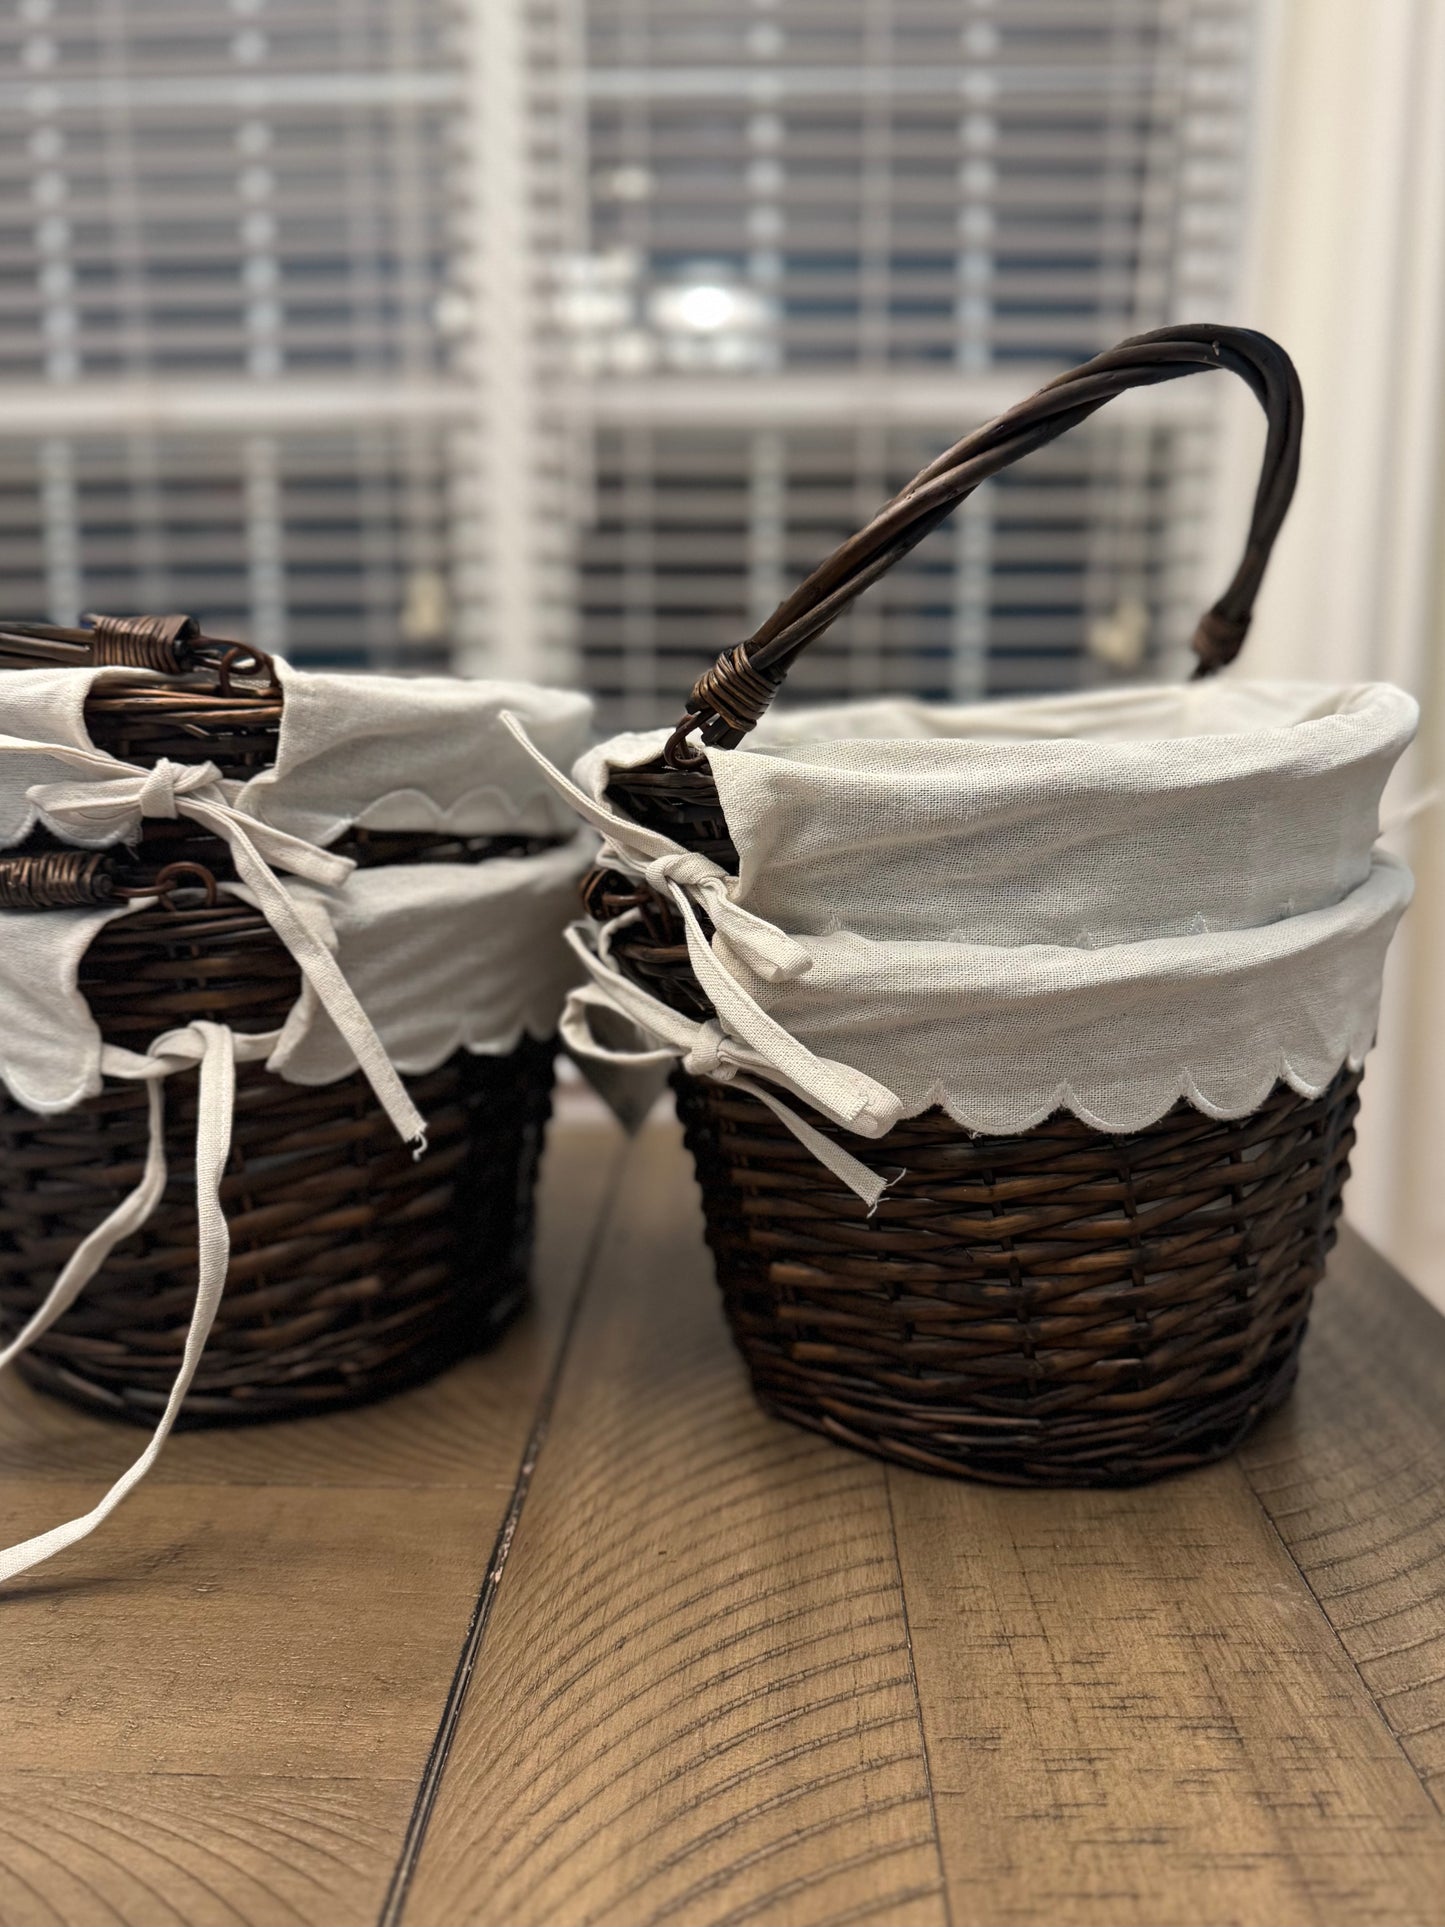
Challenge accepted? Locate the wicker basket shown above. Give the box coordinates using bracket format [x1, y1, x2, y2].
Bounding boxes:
[0, 614, 559, 1426]
[582, 324, 1374, 1488]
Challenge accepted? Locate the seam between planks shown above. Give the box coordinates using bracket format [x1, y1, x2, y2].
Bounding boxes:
[377, 1141, 626, 1927]
[884, 1464, 954, 1927]
[1234, 1455, 1445, 1821]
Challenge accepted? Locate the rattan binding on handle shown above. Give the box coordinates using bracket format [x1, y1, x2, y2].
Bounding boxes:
[0, 849, 222, 912]
[0, 611, 276, 690]
[663, 323, 1303, 765]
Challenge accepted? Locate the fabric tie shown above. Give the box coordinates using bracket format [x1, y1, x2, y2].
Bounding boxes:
[0, 736, 431, 1583]
[501, 709, 903, 1192]
[559, 918, 902, 1210]
[646, 852, 812, 983]
[503, 708, 883, 1097]
[500, 710, 813, 985]
[4, 737, 424, 1150]
[0, 1022, 274, 1585]
[137, 757, 223, 820]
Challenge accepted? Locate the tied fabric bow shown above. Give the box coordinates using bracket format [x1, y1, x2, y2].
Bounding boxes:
[5, 737, 424, 1148]
[560, 918, 901, 1210]
[499, 713, 905, 1207]
[0, 735, 427, 1585]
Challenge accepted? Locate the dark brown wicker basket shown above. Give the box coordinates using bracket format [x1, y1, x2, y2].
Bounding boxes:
[0, 614, 559, 1425]
[585, 324, 1363, 1488]
[674, 1068, 1359, 1487]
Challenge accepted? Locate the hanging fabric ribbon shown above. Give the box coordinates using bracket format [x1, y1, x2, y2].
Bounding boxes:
[499, 711, 815, 984]
[0, 736, 432, 1585]
[501, 710, 906, 1193]
[560, 916, 901, 1210]
[661, 883, 900, 1135]
[0, 1021, 275, 1585]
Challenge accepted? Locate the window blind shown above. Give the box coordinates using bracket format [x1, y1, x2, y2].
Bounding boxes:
[0, 0, 578, 675]
[574, 0, 1254, 728]
[0, 1, 1255, 706]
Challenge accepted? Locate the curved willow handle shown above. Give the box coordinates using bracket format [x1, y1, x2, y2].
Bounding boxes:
[663, 323, 1303, 767]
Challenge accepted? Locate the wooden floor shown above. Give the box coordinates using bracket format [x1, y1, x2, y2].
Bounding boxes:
[3, 1109, 1445, 1927]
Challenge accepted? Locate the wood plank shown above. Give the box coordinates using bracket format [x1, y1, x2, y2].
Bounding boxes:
[1240, 1226, 1445, 1805]
[10, 1115, 1443, 1927]
[889, 1228, 1445, 1927]
[402, 1116, 948, 1927]
[0, 1114, 621, 1927]
[1, 1482, 506, 1775]
[0, 1775, 401, 1927]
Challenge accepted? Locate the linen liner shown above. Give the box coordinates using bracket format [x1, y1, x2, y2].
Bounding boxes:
[504, 680, 1415, 1204]
[575, 680, 1417, 945]
[0, 658, 591, 848]
[0, 663, 593, 1583]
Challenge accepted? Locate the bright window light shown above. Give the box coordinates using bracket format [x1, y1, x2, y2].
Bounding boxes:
[666, 283, 740, 332]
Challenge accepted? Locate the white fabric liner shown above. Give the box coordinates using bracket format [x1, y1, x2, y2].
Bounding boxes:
[0, 656, 592, 848]
[507, 679, 1416, 1202]
[0, 661, 592, 1583]
[270, 841, 592, 1081]
[0, 835, 592, 1115]
[561, 854, 1409, 1145]
[577, 681, 1417, 946]
[239, 662, 592, 844]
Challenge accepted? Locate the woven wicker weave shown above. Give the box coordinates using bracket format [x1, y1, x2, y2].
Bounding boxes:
[0, 618, 558, 1425]
[675, 1069, 1359, 1487]
[581, 325, 1367, 1486]
[0, 1040, 552, 1426]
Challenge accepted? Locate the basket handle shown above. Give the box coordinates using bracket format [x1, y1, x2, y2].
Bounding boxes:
[662, 323, 1302, 767]
[0, 612, 276, 691]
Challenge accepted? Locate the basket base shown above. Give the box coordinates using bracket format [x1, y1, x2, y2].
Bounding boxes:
[749, 1340, 1306, 1488]
[12, 1277, 530, 1432]
[0, 1038, 555, 1429]
[674, 1065, 1359, 1488]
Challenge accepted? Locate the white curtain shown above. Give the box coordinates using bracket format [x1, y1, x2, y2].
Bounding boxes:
[1212, 0, 1445, 1303]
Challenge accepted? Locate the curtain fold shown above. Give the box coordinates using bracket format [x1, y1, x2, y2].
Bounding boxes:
[1214, 0, 1445, 1304]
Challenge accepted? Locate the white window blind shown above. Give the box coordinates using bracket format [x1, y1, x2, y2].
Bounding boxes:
[0, 0, 579, 676]
[573, 0, 1256, 729]
[0, 1, 1255, 707]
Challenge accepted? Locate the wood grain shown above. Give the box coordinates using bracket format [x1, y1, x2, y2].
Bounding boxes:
[1241, 1227, 1445, 1805]
[401, 1118, 948, 1927]
[889, 1464, 1445, 1927]
[7, 1115, 1445, 1927]
[0, 1116, 621, 1927]
[0, 1775, 400, 1927]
